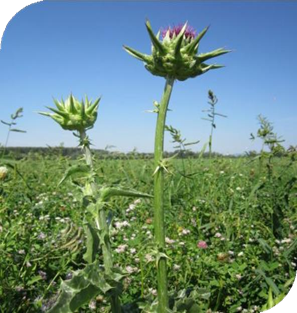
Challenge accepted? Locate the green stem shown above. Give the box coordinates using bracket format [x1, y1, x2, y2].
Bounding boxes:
[79, 129, 121, 313]
[209, 106, 215, 158]
[154, 77, 174, 313]
[1, 118, 12, 160]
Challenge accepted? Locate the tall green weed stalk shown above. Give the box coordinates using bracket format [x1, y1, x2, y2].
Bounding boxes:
[202, 90, 227, 158]
[39, 95, 152, 313]
[124, 20, 230, 312]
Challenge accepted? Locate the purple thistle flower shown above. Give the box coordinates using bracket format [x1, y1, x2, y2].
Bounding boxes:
[161, 24, 196, 40]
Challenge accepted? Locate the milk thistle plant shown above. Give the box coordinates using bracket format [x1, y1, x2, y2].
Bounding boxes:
[39, 95, 152, 313]
[124, 20, 230, 312]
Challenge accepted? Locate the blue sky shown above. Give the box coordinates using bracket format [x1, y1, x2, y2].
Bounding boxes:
[0, 1, 296, 154]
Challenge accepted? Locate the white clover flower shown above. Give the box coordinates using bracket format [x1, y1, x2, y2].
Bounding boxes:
[125, 266, 138, 274]
[281, 238, 291, 244]
[145, 254, 154, 262]
[114, 221, 131, 229]
[214, 232, 222, 238]
[38, 232, 46, 240]
[165, 237, 175, 244]
[130, 248, 136, 254]
[173, 264, 181, 270]
[235, 274, 242, 280]
[181, 229, 190, 235]
[148, 288, 157, 296]
[238, 252, 244, 257]
[0, 166, 8, 180]
[88, 300, 96, 310]
[115, 244, 128, 253]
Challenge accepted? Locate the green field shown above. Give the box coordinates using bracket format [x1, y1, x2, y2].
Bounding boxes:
[1, 155, 296, 312]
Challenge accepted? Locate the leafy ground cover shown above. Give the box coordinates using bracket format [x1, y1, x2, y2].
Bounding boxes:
[0, 155, 296, 312]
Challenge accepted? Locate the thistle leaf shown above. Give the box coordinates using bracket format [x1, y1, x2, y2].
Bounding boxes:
[83, 222, 99, 264]
[58, 165, 91, 186]
[47, 262, 114, 313]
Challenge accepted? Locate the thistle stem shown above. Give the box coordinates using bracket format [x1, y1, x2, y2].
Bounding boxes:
[154, 77, 174, 313]
[79, 129, 121, 313]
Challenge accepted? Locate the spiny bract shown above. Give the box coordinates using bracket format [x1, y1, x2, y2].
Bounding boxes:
[124, 20, 231, 81]
[39, 95, 100, 132]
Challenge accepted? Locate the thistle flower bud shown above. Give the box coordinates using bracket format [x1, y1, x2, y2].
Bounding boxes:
[124, 20, 230, 81]
[0, 166, 8, 180]
[39, 95, 101, 132]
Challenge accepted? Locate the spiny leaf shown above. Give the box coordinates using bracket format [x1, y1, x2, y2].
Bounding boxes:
[47, 262, 109, 313]
[197, 48, 231, 63]
[201, 63, 225, 74]
[53, 98, 65, 111]
[86, 98, 101, 115]
[69, 94, 76, 114]
[174, 22, 187, 58]
[123, 45, 149, 62]
[58, 165, 91, 186]
[83, 222, 99, 264]
[186, 25, 209, 54]
[46, 106, 69, 118]
[145, 20, 165, 54]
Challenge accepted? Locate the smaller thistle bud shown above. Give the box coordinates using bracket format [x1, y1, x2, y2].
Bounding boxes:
[124, 20, 231, 81]
[39, 95, 101, 132]
[0, 166, 8, 180]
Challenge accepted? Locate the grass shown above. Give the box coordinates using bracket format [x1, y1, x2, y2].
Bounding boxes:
[0, 154, 296, 312]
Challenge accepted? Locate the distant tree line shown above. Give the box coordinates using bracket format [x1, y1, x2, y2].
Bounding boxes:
[1, 146, 233, 160]
[1, 146, 293, 161]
